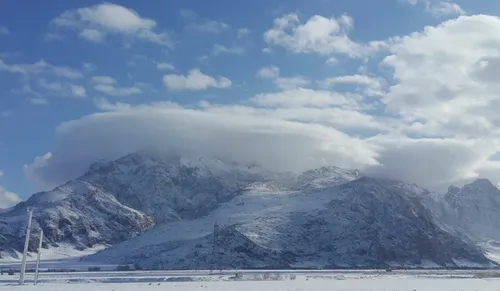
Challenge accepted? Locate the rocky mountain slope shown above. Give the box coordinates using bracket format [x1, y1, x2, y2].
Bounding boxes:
[0, 181, 153, 258]
[77, 152, 282, 222]
[84, 176, 492, 269]
[425, 179, 500, 243]
[1, 151, 497, 268]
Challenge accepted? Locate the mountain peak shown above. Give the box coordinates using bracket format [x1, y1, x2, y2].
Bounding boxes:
[447, 185, 461, 195]
[469, 178, 495, 188]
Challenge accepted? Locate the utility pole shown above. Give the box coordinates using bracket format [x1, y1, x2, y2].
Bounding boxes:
[19, 207, 33, 285]
[34, 230, 43, 285]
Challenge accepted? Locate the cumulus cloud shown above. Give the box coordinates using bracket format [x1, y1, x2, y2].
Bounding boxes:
[256, 66, 280, 79]
[91, 75, 142, 96]
[50, 3, 173, 47]
[274, 76, 310, 90]
[79, 28, 105, 42]
[0, 186, 21, 209]
[163, 69, 231, 91]
[256, 66, 310, 90]
[264, 13, 386, 58]
[321, 74, 384, 96]
[383, 15, 500, 138]
[0, 170, 22, 208]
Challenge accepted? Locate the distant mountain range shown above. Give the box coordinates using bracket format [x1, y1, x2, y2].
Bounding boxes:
[1, 150, 499, 269]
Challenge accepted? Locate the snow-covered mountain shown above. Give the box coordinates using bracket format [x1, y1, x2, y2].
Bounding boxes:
[77, 152, 279, 222]
[426, 179, 500, 243]
[1, 151, 496, 268]
[294, 166, 360, 190]
[0, 180, 153, 258]
[84, 176, 492, 269]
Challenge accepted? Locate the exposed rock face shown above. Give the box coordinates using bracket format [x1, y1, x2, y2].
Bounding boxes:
[78, 153, 272, 222]
[0, 181, 153, 257]
[426, 179, 500, 243]
[84, 176, 493, 269]
[1, 151, 495, 268]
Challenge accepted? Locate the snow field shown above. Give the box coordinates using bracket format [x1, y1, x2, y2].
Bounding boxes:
[2, 273, 500, 291]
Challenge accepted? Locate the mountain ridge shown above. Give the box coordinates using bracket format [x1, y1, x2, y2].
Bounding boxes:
[1, 151, 498, 269]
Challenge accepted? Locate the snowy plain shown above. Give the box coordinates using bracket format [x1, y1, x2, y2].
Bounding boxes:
[2, 270, 500, 290]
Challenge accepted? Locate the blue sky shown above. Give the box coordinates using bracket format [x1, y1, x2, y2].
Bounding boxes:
[2, 0, 500, 206]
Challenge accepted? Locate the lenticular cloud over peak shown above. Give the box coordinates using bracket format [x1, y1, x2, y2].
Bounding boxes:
[24, 103, 379, 190]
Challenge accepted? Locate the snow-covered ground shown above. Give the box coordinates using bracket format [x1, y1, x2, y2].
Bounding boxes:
[1, 270, 500, 290]
[0, 244, 107, 262]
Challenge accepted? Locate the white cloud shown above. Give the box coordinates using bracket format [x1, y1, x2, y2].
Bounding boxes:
[383, 15, 500, 138]
[212, 44, 245, 56]
[24, 102, 378, 189]
[163, 69, 232, 91]
[427, 1, 465, 17]
[366, 135, 497, 189]
[93, 97, 133, 111]
[256, 66, 310, 90]
[0, 59, 82, 79]
[82, 62, 98, 72]
[156, 62, 175, 71]
[92, 76, 116, 84]
[0, 169, 22, 208]
[325, 57, 338, 65]
[24, 153, 53, 189]
[274, 76, 310, 90]
[252, 88, 360, 108]
[51, 3, 173, 47]
[94, 84, 142, 96]
[237, 28, 251, 38]
[91, 76, 141, 96]
[0, 26, 10, 35]
[407, 0, 465, 17]
[321, 74, 384, 96]
[256, 66, 280, 79]
[79, 28, 105, 42]
[179, 9, 197, 20]
[264, 13, 385, 58]
[20, 10, 500, 195]
[38, 78, 86, 98]
[0, 186, 21, 209]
